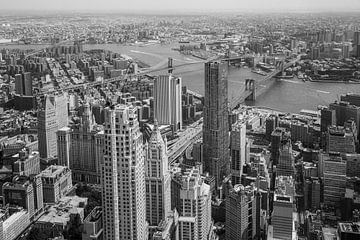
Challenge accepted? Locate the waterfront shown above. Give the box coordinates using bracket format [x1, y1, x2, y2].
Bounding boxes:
[4, 42, 360, 113]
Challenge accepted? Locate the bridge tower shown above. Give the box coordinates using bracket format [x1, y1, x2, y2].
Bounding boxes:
[168, 57, 173, 74]
[245, 79, 256, 101]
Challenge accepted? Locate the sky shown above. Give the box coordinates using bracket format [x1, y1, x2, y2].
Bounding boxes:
[1, 0, 360, 13]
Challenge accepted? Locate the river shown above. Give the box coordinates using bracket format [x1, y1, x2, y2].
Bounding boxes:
[3, 42, 359, 113]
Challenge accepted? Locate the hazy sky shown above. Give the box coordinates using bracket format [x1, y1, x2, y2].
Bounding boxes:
[2, 0, 360, 12]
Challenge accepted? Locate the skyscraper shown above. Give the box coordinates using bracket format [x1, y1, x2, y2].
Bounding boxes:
[230, 120, 246, 185]
[14, 72, 32, 96]
[38, 94, 68, 159]
[145, 120, 171, 235]
[57, 101, 104, 183]
[353, 31, 360, 57]
[154, 75, 182, 131]
[226, 184, 259, 240]
[178, 168, 214, 240]
[321, 153, 347, 207]
[102, 104, 147, 240]
[203, 61, 230, 189]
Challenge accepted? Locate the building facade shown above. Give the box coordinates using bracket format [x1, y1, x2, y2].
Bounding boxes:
[226, 184, 259, 240]
[38, 94, 68, 159]
[101, 105, 147, 240]
[57, 101, 104, 183]
[203, 61, 230, 189]
[39, 165, 72, 204]
[178, 168, 213, 240]
[230, 121, 246, 185]
[145, 120, 171, 234]
[154, 75, 182, 131]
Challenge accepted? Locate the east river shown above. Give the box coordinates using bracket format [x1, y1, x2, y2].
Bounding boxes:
[4, 42, 360, 113]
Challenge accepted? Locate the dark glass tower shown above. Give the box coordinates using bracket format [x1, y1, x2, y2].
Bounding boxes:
[203, 61, 230, 190]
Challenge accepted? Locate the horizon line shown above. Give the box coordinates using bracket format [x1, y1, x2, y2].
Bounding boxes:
[1, 8, 360, 15]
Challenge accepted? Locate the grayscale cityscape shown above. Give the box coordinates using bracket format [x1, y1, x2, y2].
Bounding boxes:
[1, 0, 360, 239]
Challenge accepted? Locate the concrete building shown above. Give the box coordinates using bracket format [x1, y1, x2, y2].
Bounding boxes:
[154, 75, 182, 132]
[329, 101, 360, 140]
[230, 120, 246, 185]
[14, 72, 32, 96]
[337, 222, 360, 239]
[271, 176, 295, 240]
[277, 141, 294, 177]
[82, 207, 103, 240]
[12, 149, 40, 176]
[0, 208, 30, 240]
[101, 104, 147, 240]
[341, 93, 360, 107]
[354, 31, 360, 57]
[327, 125, 356, 154]
[321, 153, 347, 207]
[203, 61, 230, 190]
[35, 196, 87, 236]
[2, 175, 43, 219]
[38, 94, 68, 159]
[145, 120, 171, 235]
[38, 165, 72, 204]
[226, 184, 260, 240]
[57, 101, 104, 183]
[152, 210, 179, 240]
[178, 168, 214, 240]
[343, 153, 360, 177]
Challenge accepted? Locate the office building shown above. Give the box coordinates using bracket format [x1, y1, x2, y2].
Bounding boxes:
[154, 75, 182, 131]
[12, 149, 40, 176]
[14, 72, 32, 96]
[178, 168, 214, 240]
[0, 208, 30, 240]
[321, 107, 336, 132]
[271, 176, 295, 240]
[343, 153, 360, 177]
[152, 210, 179, 240]
[321, 153, 346, 206]
[101, 104, 147, 240]
[337, 222, 360, 239]
[277, 140, 294, 176]
[341, 93, 360, 107]
[329, 101, 360, 139]
[230, 120, 246, 185]
[271, 128, 285, 165]
[38, 94, 68, 159]
[226, 184, 259, 240]
[57, 101, 104, 183]
[34, 196, 87, 236]
[145, 120, 171, 235]
[304, 177, 321, 210]
[327, 125, 356, 154]
[38, 165, 72, 204]
[3, 175, 43, 219]
[266, 115, 278, 140]
[203, 61, 230, 189]
[354, 31, 360, 58]
[82, 207, 103, 240]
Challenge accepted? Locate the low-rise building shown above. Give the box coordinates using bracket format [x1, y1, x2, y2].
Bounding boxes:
[38, 165, 72, 204]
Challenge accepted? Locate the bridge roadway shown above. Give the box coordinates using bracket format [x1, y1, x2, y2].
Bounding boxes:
[229, 59, 298, 110]
[168, 118, 203, 164]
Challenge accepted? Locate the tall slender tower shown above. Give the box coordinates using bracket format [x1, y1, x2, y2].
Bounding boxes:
[230, 120, 246, 185]
[203, 61, 230, 189]
[38, 94, 68, 159]
[145, 120, 171, 236]
[178, 168, 213, 240]
[102, 104, 147, 240]
[154, 75, 182, 131]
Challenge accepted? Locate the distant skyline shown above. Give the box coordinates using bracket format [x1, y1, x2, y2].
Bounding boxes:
[2, 0, 360, 13]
